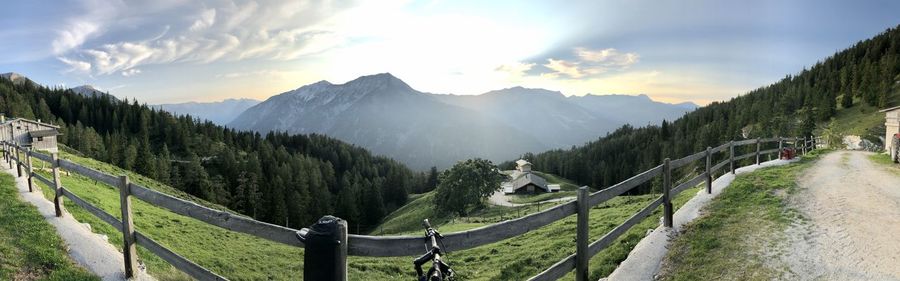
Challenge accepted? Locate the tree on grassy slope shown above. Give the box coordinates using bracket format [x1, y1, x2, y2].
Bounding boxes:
[433, 158, 505, 216]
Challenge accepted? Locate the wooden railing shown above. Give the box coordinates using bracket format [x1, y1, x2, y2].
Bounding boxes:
[0, 136, 817, 281]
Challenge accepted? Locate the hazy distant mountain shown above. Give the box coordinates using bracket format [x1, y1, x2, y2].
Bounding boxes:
[230, 73, 697, 169]
[568, 94, 698, 127]
[69, 85, 119, 101]
[433, 87, 619, 149]
[1, 72, 34, 85]
[155, 98, 260, 125]
[230, 73, 547, 169]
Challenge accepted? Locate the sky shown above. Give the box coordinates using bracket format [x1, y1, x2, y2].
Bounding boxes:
[0, 0, 898, 105]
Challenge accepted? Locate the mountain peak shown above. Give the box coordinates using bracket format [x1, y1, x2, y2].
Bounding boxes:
[70, 84, 119, 101]
[73, 85, 100, 91]
[345, 72, 413, 92]
[352, 72, 403, 83]
[1, 72, 31, 84]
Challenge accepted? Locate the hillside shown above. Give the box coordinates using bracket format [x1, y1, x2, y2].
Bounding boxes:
[516, 24, 900, 194]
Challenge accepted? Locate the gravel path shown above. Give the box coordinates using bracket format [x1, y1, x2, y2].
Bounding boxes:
[3, 161, 154, 280]
[776, 151, 900, 280]
[487, 190, 575, 207]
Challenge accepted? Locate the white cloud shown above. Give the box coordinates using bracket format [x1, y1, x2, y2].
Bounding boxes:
[575, 47, 639, 67]
[57, 0, 350, 76]
[121, 68, 141, 76]
[52, 20, 100, 54]
[544, 58, 585, 78]
[58, 56, 92, 72]
[189, 9, 217, 31]
[538, 47, 640, 79]
[495, 62, 535, 77]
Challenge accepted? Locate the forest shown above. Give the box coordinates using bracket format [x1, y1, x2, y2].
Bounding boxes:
[0, 79, 440, 233]
[504, 25, 900, 194]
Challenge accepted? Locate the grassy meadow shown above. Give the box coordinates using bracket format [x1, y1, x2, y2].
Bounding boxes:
[0, 172, 98, 281]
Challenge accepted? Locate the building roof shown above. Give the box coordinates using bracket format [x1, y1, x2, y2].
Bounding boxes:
[508, 172, 549, 192]
[3, 118, 61, 129]
[879, 105, 900, 113]
[515, 159, 532, 166]
[29, 129, 59, 138]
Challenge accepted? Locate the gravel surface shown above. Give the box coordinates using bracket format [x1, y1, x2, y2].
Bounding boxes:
[775, 151, 900, 280]
[3, 161, 155, 280]
[487, 190, 575, 207]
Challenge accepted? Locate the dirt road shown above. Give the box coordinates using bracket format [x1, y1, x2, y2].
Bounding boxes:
[778, 151, 900, 280]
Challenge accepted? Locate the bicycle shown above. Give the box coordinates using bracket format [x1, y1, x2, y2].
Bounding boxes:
[413, 219, 455, 281]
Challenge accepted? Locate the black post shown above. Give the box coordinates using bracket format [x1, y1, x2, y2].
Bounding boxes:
[300, 216, 348, 281]
[729, 141, 735, 175]
[755, 138, 761, 165]
[663, 158, 673, 228]
[705, 146, 712, 194]
[575, 186, 589, 281]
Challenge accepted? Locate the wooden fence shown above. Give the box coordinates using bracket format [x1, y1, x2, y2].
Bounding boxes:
[0, 136, 817, 281]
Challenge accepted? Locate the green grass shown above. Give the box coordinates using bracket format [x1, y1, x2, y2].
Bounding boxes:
[371, 181, 705, 280]
[0, 172, 98, 281]
[30, 152, 303, 280]
[374, 191, 562, 236]
[868, 153, 900, 175]
[658, 150, 826, 280]
[828, 86, 899, 144]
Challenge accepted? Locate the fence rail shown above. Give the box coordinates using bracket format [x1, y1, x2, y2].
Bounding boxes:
[0, 136, 816, 281]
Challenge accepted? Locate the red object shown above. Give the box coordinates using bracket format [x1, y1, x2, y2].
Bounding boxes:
[780, 148, 795, 160]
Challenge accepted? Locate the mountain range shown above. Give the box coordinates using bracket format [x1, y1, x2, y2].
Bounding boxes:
[229, 73, 696, 169]
[154, 99, 260, 124]
[2, 71, 697, 170]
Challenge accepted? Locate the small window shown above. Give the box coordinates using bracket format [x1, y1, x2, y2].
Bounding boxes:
[37, 137, 44, 141]
[16, 126, 21, 130]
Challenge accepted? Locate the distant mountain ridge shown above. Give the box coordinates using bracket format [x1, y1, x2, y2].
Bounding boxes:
[69, 85, 120, 101]
[230, 73, 696, 169]
[154, 98, 260, 125]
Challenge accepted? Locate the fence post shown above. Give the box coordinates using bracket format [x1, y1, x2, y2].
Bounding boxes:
[729, 141, 735, 175]
[15, 144, 22, 177]
[52, 153, 64, 217]
[663, 158, 673, 228]
[705, 146, 712, 194]
[755, 138, 761, 165]
[3, 143, 8, 169]
[25, 148, 34, 192]
[576, 186, 589, 281]
[118, 175, 138, 278]
[778, 137, 783, 159]
[803, 137, 807, 154]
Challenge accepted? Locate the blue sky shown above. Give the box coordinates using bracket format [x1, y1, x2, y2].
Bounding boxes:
[0, 0, 897, 104]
